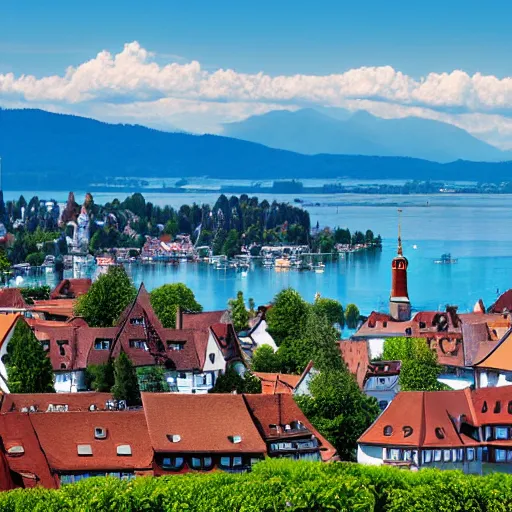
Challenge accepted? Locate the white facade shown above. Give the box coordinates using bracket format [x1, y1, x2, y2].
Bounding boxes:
[54, 370, 87, 393]
[294, 366, 319, 397]
[475, 369, 512, 389]
[357, 444, 384, 466]
[239, 319, 278, 354]
[0, 326, 16, 393]
[366, 338, 386, 360]
[363, 375, 400, 411]
[202, 330, 228, 374]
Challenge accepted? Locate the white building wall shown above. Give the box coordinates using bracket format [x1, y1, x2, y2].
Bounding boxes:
[294, 367, 319, 397]
[364, 375, 400, 410]
[202, 331, 227, 373]
[250, 320, 278, 352]
[357, 445, 384, 465]
[367, 338, 385, 360]
[54, 371, 86, 393]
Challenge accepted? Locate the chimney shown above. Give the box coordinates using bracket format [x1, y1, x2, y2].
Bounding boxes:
[175, 306, 183, 330]
[446, 305, 459, 328]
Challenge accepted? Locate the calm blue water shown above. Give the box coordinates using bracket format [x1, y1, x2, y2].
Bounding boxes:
[9, 189, 512, 315]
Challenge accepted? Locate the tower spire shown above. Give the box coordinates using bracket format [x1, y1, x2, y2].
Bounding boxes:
[397, 208, 403, 256]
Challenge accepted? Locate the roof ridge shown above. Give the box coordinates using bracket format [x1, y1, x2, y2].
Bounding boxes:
[473, 326, 512, 367]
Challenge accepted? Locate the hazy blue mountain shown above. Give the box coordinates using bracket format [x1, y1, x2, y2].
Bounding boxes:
[223, 108, 506, 163]
[1, 108, 511, 190]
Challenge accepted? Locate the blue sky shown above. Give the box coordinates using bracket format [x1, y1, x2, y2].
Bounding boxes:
[2, 0, 512, 147]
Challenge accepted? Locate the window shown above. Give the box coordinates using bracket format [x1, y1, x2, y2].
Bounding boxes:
[496, 449, 507, 462]
[220, 456, 231, 467]
[57, 340, 68, 356]
[435, 427, 445, 439]
[129, 340, 148, 350]
[41, 340, 50, 351]
[383, 426, 393, 436]
[220, 456, 242, 468]
[77, 444, 93, 456]
[458, 449, 464, 461]
[482, 401, 488, 413]
[209, 353, 215, 364]
[94, 427, 107, 439]
[161, 457, 184, 470]
[443, 450, 451, 462]
[178, 372, 187, 380]
[190, 457, 212, 470]
[403, 426, 413, 438]
[466, 448, 475, 461]
[117, 445, 132, 456]
[378, 400, 388, 411]
[452, 449, 458, 461]
[167, 342, 184, 351]
[403, 450, 412, 462]
[233, 456, 242, 467]
[485, 426, 492, 441]
[94, 339, 111, 350]
[387, 448, 400, 461]
[130, 317, 144, 326]
[423, 450, 432, 463]
[434, 450, 442, 462]
[496, 427, 509, 440]
[495, 401, 502, 413]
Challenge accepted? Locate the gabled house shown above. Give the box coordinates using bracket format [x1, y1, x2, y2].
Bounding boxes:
[142, 393, 267, 474]
[50, 278, 92, 300]
[0, 314, 28, 393]
[358, 386, 512, 474]
[0, 289, 27, 313]
[363, 360, 401, 411]
[243, 394, 337, 462]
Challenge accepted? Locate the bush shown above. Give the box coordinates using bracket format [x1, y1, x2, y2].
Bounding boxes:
[3, 459, 512, 511]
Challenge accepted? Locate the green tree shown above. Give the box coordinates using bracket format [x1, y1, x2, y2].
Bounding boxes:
[383, 337, 444, 391]
[74, 266, 137, 327]
[222, 229, 241, 258]
[312, 297, 345, 328]
[25, 252, 45, 267]
[229, 291, 249, 332]
[150, 283, 202, 328]
[296, 369, 379, 461]
[86, 361, 115, 392]
[277, 311, 343, 374]
[209, 366, 261, 394]
[19, 286, 51, 304]
[112, 352, 141, 406]
[345, 303, 360, 329]
[266, 288, 310, 345]
[163, 219, 178, 237]
[0, 249, 10, 283]
[251, 345, 282, 373]
[137, 366, 169, 392]
[5, 319, 55, 393]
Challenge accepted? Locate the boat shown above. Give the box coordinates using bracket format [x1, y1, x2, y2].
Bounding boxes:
[434, 253, 458, 264]
[275, 258, 291, 271]
[313, 263, 325, 274]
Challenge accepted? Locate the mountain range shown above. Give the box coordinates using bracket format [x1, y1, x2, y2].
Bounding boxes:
[222, 108, 509, 163]
[1, 107, 512, 190]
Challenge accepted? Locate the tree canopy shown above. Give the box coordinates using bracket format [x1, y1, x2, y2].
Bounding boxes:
[229, 291, 250, 332]
[209, 366, 261, 394]
[112, 352, 141, 406]
[345, 304, 361, 329]
[296, 368, 380, 461]
[382, 336, 444, 391]
[5, 319, 55, 393]
[312, 297, 345, 328]
[251, 345, 282, 373]
[86, 361, 114, 392]
[266, 288, 310, 345]
[74, 265, 137, 327]
[150, 283, 203, 328]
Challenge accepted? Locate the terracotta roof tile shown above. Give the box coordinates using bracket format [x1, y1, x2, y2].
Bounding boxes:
[30, 411, 153, 471]
[337, 340, 369, 389]
[253, 373, 301, 394]
[142, 393, 266, 454]
[0, 288, 27, 309]
[50, 279, 92, 300]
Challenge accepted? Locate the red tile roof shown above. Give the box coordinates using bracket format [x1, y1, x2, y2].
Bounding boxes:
[1, 392, 114, 413]
[489, 289, 512, 314]
[358, 390, 478, 448]
[337, 340, 369, 389]
[253, 372, 301, 394]
[0, 314, 22, 351]
[181, 310, 227, 331]
[141, 393, 267, 454]
[0, 413, 57, 488]
[472, 387, 512, 425]
[30, 299, 76, 318]
[243, 394, 337, 462]
[50, 279, 92, 300]
[30, 411, 153, 472]
[0, 288, 27, 309]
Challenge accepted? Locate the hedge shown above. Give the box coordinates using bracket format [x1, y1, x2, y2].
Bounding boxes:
[2, 459, 512, 511]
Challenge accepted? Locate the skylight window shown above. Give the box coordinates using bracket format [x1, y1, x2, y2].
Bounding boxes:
[383, 425, 393, 436]
[77, 444, 93, 456]
[117, 445, 132, 456]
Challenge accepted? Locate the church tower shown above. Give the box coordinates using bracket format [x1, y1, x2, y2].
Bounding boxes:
[389, 209, 411, 321]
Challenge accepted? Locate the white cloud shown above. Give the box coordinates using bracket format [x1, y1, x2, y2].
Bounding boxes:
[3, 40, 512, 146]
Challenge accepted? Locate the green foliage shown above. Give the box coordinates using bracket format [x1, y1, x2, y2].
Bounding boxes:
[25, 251, 45, 266]
[19, 285, 51, 304]
[86, 361, 115, 392]
[251, 345, 282, 373]
[383, 337, 444, 391]
[209, 366, 262, 394]
[313, 297, 345, 328]
[0, 249, 11, 278]
[112, 352, 141, 406]
[7, 459, 512, 511]
[5, 319, 55, 393]
[345, 303, 361, 329]
[266, 288, 310, 345]
[222, 229, 241, 258]
[229, 291, 249, 332]
[137, 366, 170, 392]
[296, 369, 380, 461]
[150, 283, 203, 328]
[163, 219, 178, 237]
[74, 266, 137, 327]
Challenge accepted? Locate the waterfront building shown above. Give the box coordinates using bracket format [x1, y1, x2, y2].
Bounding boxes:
[358, 387, 512, 474]
[363, 360, 401, 411]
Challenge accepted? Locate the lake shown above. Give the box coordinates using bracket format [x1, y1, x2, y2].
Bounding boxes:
[8, 189, 512, 316]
